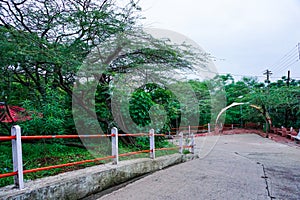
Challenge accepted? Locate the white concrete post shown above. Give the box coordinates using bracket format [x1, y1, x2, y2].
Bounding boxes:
[111, 127, 119, 165]
[231, 124, 234, 129]
[208, 123, 211, 133]
[179, 132, 183, 154]
[188, 125, 191, 137]
[149, 129, 155, 159]
[11, 125, 24, 189]
[191, 133, 195, 154]
[290, 127, 293, 132]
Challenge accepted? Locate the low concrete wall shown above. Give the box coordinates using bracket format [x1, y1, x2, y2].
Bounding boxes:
[0, 154, 198, 200]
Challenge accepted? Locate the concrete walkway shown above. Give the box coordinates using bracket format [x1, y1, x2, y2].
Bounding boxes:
[96, 134, 300, 200]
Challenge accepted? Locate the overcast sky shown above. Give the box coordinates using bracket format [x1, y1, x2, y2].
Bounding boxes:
[139, 0, 300, 82]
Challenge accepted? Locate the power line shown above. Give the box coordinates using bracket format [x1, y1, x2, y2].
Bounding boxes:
[265, 43, 300, 79]
[272, 51, 298, 71]
[272, 51, 298, 73]
[205, 71, 265, 78]
[298, 43, 300, 60]
[274, 59, 299, 75]
[204, 71, 300, 79]
[227, 73, 300, 79]
[269, 45, 298, 72]
[264, 43, 300, 82]
[222, 73, 265, 78]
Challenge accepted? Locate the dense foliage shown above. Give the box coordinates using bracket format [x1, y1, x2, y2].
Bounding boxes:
[0, 0, 299, 137]
[219, 75, 300, 128]
[2, 0, 300, 190]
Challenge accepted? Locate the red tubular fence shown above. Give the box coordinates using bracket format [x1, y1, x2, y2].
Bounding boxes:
[0, 136, 16, 141]
[0, 125, 195, 190]
[119, 150, 151, 157]
[22, 155, 116, 174]
[0, 172, 17, 179]
[0, 156, 116, 179]
[2, 123, 265, 190]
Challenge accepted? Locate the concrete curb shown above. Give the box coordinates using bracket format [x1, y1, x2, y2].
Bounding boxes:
[0, 153, 198, 200]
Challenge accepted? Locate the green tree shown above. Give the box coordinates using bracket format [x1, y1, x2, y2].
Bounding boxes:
[1, 0, 210, 135]
[219, 74, 300, 128]
[0, 0, 141, 133]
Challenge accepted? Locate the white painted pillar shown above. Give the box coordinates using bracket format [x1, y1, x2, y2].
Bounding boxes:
[179, 132, 183, 154]
[191, 133, 195, 154]
[111, 127, 119, 165]
[149, 129, 155, 159]
[11, 125, 24, 189]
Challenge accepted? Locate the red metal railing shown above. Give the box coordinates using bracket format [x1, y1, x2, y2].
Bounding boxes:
[170, 124, 213, 136]
[0, 155, 115, 179]
[0, 136, 16, 141]
[0, 134, 111, 141]
[0, 125, 195, 190]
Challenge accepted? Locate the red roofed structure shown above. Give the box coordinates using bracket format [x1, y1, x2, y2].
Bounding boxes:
[0, 102, 31, 123]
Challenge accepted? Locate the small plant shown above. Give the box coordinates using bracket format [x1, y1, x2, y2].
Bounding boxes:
[183, 149, 191, 154]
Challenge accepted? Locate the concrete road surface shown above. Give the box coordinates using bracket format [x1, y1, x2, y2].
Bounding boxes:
[90, 134, 300, 200]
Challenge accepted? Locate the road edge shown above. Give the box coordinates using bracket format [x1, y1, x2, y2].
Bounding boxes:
[0, 153, 198, 200]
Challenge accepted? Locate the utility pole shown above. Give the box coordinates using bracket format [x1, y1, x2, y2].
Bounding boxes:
[263, 69, 272, 90]
[287, 70, 290, 87]
[263, 69, 272, 136]
[285, 70, 291, 127]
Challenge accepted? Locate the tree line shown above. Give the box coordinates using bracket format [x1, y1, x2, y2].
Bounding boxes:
[0, 0, 299, 136]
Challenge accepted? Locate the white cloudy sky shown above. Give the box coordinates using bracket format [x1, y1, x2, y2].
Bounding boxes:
[138, 0, 300, 82]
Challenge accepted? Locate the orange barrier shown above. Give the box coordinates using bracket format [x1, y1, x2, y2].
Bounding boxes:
[170, 125, 210, 135]
[21, 135, 111, 139]
[119, 150, 151, 157]
[195, 133, 209, 137]
[156, 147, 179, 151]
[0, 133, 177, 176]
[184, 145, 192, 148]
[23, 155, 115, 174]
[156, 146, 192, 151]
[0, 126, 195, 190]
[117, 133, 147, 137]
[0, 145, 193, 179]
[0, 155, 115, 179]
[0, 172, 17, 178]
[154, 134, 166, 137]
[0, 133, 166, 141]
[0, 136, 16, 141]
[0, 135, 111, 141]
[117, 133, 165, 137]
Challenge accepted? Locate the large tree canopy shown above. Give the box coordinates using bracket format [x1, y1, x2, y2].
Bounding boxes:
[0, 0, 213, 135]
[1, 0, 298, 137]
[0, 0, 140, 98]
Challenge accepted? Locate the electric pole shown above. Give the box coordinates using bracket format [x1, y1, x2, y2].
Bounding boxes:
[287, 70, 290, 87]
[263, 69, 272, 136]
[263, 69, 272, 89]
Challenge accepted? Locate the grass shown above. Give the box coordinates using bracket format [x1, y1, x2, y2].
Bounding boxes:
[0, 139, 179, 188]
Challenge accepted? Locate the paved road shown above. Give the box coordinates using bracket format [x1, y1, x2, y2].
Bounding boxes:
[94, 134, 300, 200]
